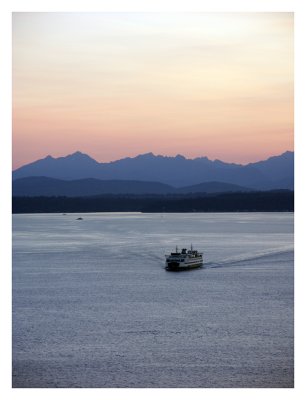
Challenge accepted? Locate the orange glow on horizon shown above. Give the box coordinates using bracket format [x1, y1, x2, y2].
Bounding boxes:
[13, 12, 293, 169]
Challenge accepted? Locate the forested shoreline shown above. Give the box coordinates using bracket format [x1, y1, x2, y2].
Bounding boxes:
[12, 191, 294, 213]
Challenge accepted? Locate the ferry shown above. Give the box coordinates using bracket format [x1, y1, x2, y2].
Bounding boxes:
[165, 245, 203, 271]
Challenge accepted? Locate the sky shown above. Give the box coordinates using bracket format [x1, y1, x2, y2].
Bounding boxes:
[12, 12, 293, 169]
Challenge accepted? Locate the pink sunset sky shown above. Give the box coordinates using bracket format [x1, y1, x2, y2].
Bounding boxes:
[12, 12, 293, 169]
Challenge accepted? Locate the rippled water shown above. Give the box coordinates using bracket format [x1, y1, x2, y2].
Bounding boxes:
[12, 212, 294, 388]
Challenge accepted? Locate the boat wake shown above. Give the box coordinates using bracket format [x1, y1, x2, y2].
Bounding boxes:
[111, 245, 293, 270]
[204, 247, 293, 269]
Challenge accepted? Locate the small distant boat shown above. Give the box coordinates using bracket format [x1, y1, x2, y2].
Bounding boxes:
[76, 217, 83, 220]
[165, 245, 203, 271]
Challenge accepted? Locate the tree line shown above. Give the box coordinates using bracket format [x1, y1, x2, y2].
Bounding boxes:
[12, 191, 294, 213]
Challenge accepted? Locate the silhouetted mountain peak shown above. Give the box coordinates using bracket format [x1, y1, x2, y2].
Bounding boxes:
[70, 150, 84, 157]
[135, 152, 155, 159]
[251, 150, 293, 164]
[278, 151, 294, 161]
[65, 151, 97, 162]
[175, 154, 185, 160]
[194, 156, 210, 163]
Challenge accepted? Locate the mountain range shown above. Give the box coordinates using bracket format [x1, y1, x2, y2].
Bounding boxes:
[12, 150, 294, 195]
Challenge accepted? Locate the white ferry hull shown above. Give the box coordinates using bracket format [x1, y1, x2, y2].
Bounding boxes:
[165, 259, 203, 271]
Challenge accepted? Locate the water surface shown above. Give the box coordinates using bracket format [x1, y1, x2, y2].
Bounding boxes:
[12, 212, 294, 387]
